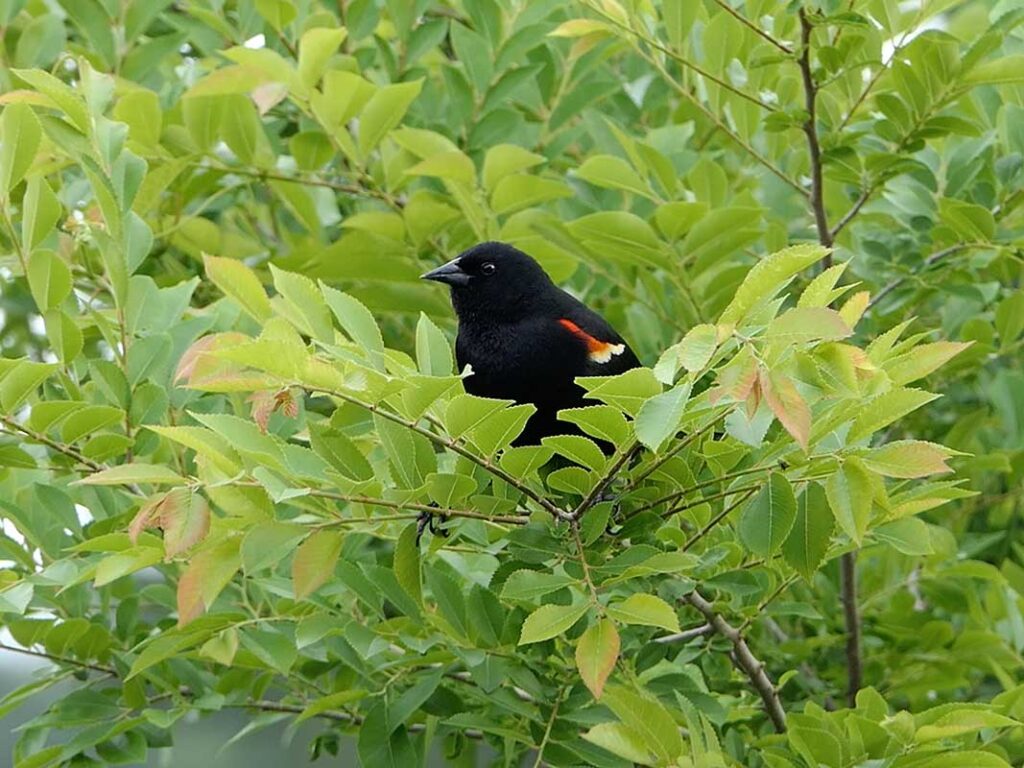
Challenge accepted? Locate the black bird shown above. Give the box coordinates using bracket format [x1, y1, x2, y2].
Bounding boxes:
[422, 242, 640, 447]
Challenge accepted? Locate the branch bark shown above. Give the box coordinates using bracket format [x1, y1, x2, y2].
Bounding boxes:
[798, 9, 833, 268]
[685, 590, 787, 732]
[797, 7, 861, 705]
[840, 552, 861, 706]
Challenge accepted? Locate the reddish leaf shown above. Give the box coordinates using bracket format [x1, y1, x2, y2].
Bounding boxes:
[576, 618, 619, 700]
[162, 489, 211, 560]
[177, 557, 206, 626]
[292, 530, 344, 599]
[760, 369, 810, 451]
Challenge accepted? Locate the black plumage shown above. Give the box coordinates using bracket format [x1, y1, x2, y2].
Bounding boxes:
[422, 242, 640, 446]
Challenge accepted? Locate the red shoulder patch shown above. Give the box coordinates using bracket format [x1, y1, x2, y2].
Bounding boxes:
[558, 319, 626, 364]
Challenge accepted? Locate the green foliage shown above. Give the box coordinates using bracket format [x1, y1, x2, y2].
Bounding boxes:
[0, 1, 1022, 766]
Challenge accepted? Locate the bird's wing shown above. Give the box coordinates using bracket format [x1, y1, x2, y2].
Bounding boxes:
[555, 298, 641, 373]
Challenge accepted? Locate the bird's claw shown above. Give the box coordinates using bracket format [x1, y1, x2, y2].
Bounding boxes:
[416, 505, 449, 545]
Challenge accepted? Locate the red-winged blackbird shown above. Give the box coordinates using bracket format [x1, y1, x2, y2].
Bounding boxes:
[423, 241, 641, 446]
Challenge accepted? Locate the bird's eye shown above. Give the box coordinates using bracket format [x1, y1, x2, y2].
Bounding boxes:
[481, 262, 496, 275]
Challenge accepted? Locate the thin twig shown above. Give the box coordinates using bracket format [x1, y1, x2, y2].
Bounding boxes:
[313, 385, 568, 520]
[570, 442, 641, 520]
[682, 488, 758, 550]
[587, 1, 780, 111]
[0, 641, 117, 675]
[710, 0, 793, 54]
[571, 520, 601, 608]
[866, 243, 987, 310]
[685, 590, 787, 732]
[531, 688, 565, 768]
[296, 487, 531, 525]
[0, 416, 105, 472]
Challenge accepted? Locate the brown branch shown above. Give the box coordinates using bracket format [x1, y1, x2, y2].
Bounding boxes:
[866, 243, 988, 310]
[830, 185, 875, 240]
[654, 623, 713, 644]
[839, 552, 861, 706]
[710, 0, 793, 54]
[682, 488, 758, 550]
[297, 487, 531, 525]
[798, 9, 833, 269]
[314, 386, 569, 521]
[685, 590, 787, 732]
[0, 416, 105, 472]
[0, 641, 117, 675]
[570, 442, 641, 520]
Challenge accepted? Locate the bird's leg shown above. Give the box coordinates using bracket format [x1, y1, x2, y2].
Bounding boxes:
[415, 503, 449, 545]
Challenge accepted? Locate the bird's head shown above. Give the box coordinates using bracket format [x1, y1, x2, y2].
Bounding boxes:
[421, 241, 553, 321]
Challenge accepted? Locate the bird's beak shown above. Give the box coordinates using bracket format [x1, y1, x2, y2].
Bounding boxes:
[421, 259, 470, 286]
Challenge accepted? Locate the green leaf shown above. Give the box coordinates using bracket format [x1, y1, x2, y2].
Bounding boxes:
[719, 244, 828, 325]
[963, 54, 1024, 86]
[358, 79, 423, 156]
[482, 144, 545, 191]
[444, 393, 514, 437]
[415, 312, 454, 375]
[501, 570, 578, 601]
[394, 523, 422, 606]
[321, 284, 385, 366]
[862, 440, 955, 478]
[426, 472, 476, 507]
[602, 686, 684, 766]
[782, 483, 833, 581]
[739, 473, 798, 557]
[873, 517, 934, 555]
[298, 26, 347, 87]
[606, 594, 680, 632]
[884, 342, 970, 386]
[78, 463, 185, 486]
[848, 388, 939, 444]
[270, 264, 334, 342]
[518, 601, 590, 644]
[27, 249, 71, 312]
[654, 323, 718, 384]
[765, 307, 852, 344]
[825, 458, 874, 544]
[542, 434, 607, 471]
[0, 102, 41, 194]
[576, 618, 619, 699]
[241, 522, 307, 573]
[0, 359, 57, 411]
[995, 291, 1024, 350]
[204, 254, 271, 321]
[634, 382, 692, 452]
[578, 368, 662, 418]
[292, 530, 344, 599]
[582, 722, 652, 765]
[576, 155, 654, 198]
[558, 405, 631, 445]
[21, 176, 62, 250]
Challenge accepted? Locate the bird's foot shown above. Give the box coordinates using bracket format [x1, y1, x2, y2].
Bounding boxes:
[416, 505, 449, 545]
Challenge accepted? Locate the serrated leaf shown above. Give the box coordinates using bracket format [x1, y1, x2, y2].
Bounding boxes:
[862, 440, 955, 478]
[782, 483, 833, 581]
[502, 570, 578, 600]
[738, 472, 798, 557]
[634, 381, 691, 452]
[292, 530, 344, 599]
[825, 458, 874, 544]
[606, 594, 680, 632]
[518, 601, 589, 644]
[79, 463, 185, 486]
[576, 619, 619, 699]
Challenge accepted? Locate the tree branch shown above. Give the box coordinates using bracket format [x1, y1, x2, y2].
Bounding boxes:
[798, 9, 833, 268]
[839, 551, 861, 706]
[654, 623, 713, 644]
[315, 386, 569, 521]
[866, 243, 988, 310]
[0, 641, 117, 675]
[796, 6, 862, 707]
[710, 0, 794, 54]
[685, 590, 787, 732]
[298, 487, 531, 525]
